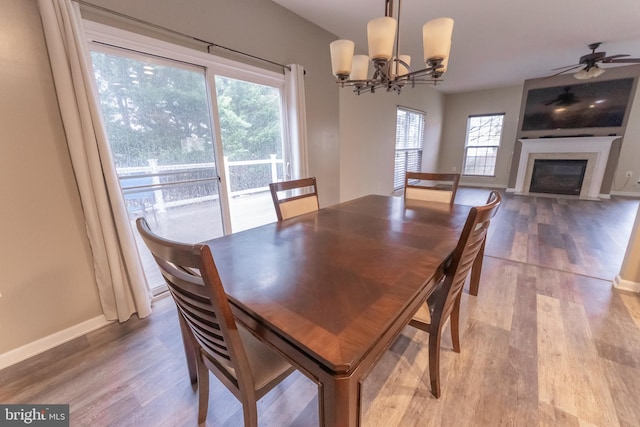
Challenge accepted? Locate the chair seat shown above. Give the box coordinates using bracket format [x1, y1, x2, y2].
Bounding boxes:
[412, 302, 432, 326]
[204, 325, 293, 394]
[237, 326, 294, 392]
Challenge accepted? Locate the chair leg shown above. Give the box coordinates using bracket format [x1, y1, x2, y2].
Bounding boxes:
[196, 357, 210, 425]
[178, 314, 198, 389]
[242, 402, 259, 427]
[428, 325, 443, 398]
[450, 293, 462, 353]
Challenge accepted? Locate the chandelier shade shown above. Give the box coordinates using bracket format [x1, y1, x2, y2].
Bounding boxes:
[422, 17, 454, 62]
[367, 17, 397, 61]
[329, 0, 454, 94]
[350, 55, 370, 80]
[330, 39, 355, 78]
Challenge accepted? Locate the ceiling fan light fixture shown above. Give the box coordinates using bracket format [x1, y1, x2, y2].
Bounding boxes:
[574, 65, 605, 80]
[588, 66, 605, 78]
[573, 68, 590, 80]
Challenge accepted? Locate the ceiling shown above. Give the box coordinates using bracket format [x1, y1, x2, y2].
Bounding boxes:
[272, 0, 640, 93]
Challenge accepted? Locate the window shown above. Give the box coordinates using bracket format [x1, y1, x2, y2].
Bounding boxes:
[394, 107, 425, 190]
[463, 114, 504, 176]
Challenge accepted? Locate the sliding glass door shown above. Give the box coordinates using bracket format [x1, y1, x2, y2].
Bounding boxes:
[214, 75, 285, 232]
[86, 24, 293, 292]
[90, 49, 225, 291]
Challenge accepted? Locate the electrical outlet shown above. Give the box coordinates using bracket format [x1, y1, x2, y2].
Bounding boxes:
[452, 166, 457, 172]
[625, 170, 633, 178]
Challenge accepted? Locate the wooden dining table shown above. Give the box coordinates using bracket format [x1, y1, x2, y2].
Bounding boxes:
[202, 194, 477, 426]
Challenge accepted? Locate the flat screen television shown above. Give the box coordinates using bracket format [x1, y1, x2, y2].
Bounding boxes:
[521, 78, 634, 131]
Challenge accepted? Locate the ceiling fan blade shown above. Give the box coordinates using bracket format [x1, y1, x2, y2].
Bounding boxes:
[546, 65, 584, 78]
[604, 57, 640, 63]
[550, 63, 581, 71]
[601, 54, 630, 62]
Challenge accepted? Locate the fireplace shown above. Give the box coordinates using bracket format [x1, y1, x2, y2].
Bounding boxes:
[529, 159, 587, 195]
[511, 136, 617, 200]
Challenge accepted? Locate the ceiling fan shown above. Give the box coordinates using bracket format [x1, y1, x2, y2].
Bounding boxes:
[550, 42, 640, 80]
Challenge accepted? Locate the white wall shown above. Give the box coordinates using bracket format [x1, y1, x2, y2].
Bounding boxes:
[439, 85, 523, 188]
[0, 0, 103, 354]
[339, 86, 445, 201]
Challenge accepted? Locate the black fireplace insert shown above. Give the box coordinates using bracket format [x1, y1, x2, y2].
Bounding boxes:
[529, 159, 588, 195]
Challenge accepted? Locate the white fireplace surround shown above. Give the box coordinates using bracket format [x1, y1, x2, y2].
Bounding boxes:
[513, 136, 617, 200]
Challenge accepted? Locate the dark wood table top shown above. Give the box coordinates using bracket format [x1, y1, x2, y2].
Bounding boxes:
[204, 194, 472, 375]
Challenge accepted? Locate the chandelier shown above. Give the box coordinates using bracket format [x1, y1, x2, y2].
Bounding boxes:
[329, 0, 454, 95]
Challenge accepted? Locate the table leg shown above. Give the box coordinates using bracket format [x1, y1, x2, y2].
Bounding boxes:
[469, 237, 486, 296]
[319, 374, 360, 427]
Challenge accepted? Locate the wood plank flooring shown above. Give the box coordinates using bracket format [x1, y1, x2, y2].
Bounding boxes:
[1, 189, 639, 426]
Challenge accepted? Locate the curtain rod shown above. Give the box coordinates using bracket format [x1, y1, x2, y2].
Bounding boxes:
[75, 0, 291, 71]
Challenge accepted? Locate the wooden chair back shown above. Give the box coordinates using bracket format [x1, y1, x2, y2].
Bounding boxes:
[409, 190, 501, 398]
[437, 190, 501, 329]
[136, 218, 293, 426]
[269, 177, 319, 221]
[404, 172, 460, 204]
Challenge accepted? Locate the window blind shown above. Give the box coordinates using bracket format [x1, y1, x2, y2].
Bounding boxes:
[394, 107, 425, 189]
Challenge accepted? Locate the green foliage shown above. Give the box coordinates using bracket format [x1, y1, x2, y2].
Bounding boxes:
[90, 52, 284, 168]
[215, 76, 283, 161]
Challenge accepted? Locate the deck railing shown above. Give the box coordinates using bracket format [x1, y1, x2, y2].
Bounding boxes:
[117, 155, 284, 214]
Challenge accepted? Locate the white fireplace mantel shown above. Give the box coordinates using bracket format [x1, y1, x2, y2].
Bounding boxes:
[512, 136, 617, 200]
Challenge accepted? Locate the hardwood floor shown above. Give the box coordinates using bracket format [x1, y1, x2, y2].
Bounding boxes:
[2, 189, 639, 426]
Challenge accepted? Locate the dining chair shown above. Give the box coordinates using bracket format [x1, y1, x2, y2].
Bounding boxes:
[136, 218, 295, 426]
[404, 172, 460, 204]
[408, 190, 502, 398]
[269, 177, 319, 221]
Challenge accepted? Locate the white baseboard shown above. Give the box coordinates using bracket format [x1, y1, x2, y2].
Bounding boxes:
[598, 193, 611, 200]
[506, 187, 516, 193]
[0, 315, 111, 371]
[610, 190, 640, 198]
[613, 275, 640, 293]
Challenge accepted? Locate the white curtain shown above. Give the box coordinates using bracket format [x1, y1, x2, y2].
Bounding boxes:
[37, 0, 151, 321]
[284, 64, 309, 179]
